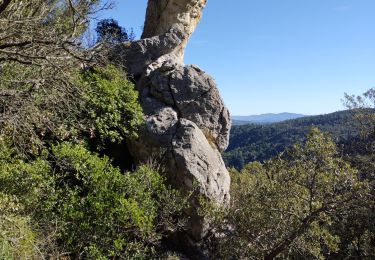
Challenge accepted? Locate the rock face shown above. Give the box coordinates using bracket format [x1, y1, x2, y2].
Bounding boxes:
[117, 0, 231, 245]
[142, 0, 207, 60]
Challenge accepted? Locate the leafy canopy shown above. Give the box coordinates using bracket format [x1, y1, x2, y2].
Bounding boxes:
[96, 18, 135, 44]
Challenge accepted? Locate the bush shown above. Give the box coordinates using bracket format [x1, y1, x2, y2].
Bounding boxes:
[0, 140, 186, 258]
[51, 143, 186, 258]
[1, 62, 144, 156]
[0, 194, 39, 259]
[0, 139, 52, 258]
[80, 65, 144, 144]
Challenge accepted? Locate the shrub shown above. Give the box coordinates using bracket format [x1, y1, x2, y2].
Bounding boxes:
[0, 194, 39, 259]
[51, 142, 186, 257]
[80, 65, 144, 145]
[0, 140, 186, 258]
[0, 139, 52, 258]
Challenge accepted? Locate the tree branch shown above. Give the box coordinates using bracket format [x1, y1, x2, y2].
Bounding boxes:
[0, 0, 12, 15]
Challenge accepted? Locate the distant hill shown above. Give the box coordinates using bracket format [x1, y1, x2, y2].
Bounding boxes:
[232, 119, 255, 125]
[232, 113, 307, 125]
[224, 110, 359, 169]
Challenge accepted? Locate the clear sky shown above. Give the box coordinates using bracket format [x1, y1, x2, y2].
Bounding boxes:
[99, 0, 375, 116]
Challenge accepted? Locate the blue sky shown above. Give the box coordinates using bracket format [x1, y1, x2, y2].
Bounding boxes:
[99, 0, 375, 115]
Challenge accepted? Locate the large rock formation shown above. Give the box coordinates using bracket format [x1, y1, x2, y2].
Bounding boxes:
[142, 0, 207, 61]
[116, 0, 231, 247]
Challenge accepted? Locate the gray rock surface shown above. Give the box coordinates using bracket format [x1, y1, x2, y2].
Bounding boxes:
[118, 0, 231, 243]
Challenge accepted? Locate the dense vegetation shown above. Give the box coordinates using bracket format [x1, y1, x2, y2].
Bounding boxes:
[203, 90, 375, 259]
[224, 110, 366, 169]
[0, 1, 187, 258]
[204, 128, 373, 259]
[1, 0, 374, 259]
[0, 141, 186, 258]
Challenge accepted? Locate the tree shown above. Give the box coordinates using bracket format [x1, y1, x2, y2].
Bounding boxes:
[96, 18, 135, 44]
[343, 88, 375, 180]
[0, 1, 145, 156]
[332, 88, 375, 258]
[204, 128, 369, 259]
[0, 0, 111, 154]
[0, 0, 110, 68]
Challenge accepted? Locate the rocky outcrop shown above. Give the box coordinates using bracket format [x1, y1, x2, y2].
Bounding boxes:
[117, 0, 231, 245]
[142, 0, 207, 60]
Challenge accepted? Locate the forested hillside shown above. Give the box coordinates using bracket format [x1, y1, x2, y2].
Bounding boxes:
[232, 112, 307, 125]
[224, 110, 362, 169]
[210, 92, 375, 259]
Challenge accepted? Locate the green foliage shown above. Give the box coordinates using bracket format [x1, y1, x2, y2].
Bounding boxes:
[344, 88, 375, 138]
[2, 1, 374, 259]
[0, 1, 177, 258]
[0, 62, 144, 155]
[51, 143, 186, 257]
[205, 128, 369, 259]
[224, 110, 361, 169]
[0, 139, 52, 258]
[343, 89, 375, 181]
[96, 18, 135, 44]
[0, 145, 55, 214]
[0, 194, 39, 259]
[0, 0, 106, 154]
[0, 1, 142, 156]
[331, 88, 375, 258]
[80, 65, 144, 144]
[0, 140, 186, 258]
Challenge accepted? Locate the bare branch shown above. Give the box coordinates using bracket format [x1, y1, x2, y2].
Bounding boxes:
[0, 0, 12, 15]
